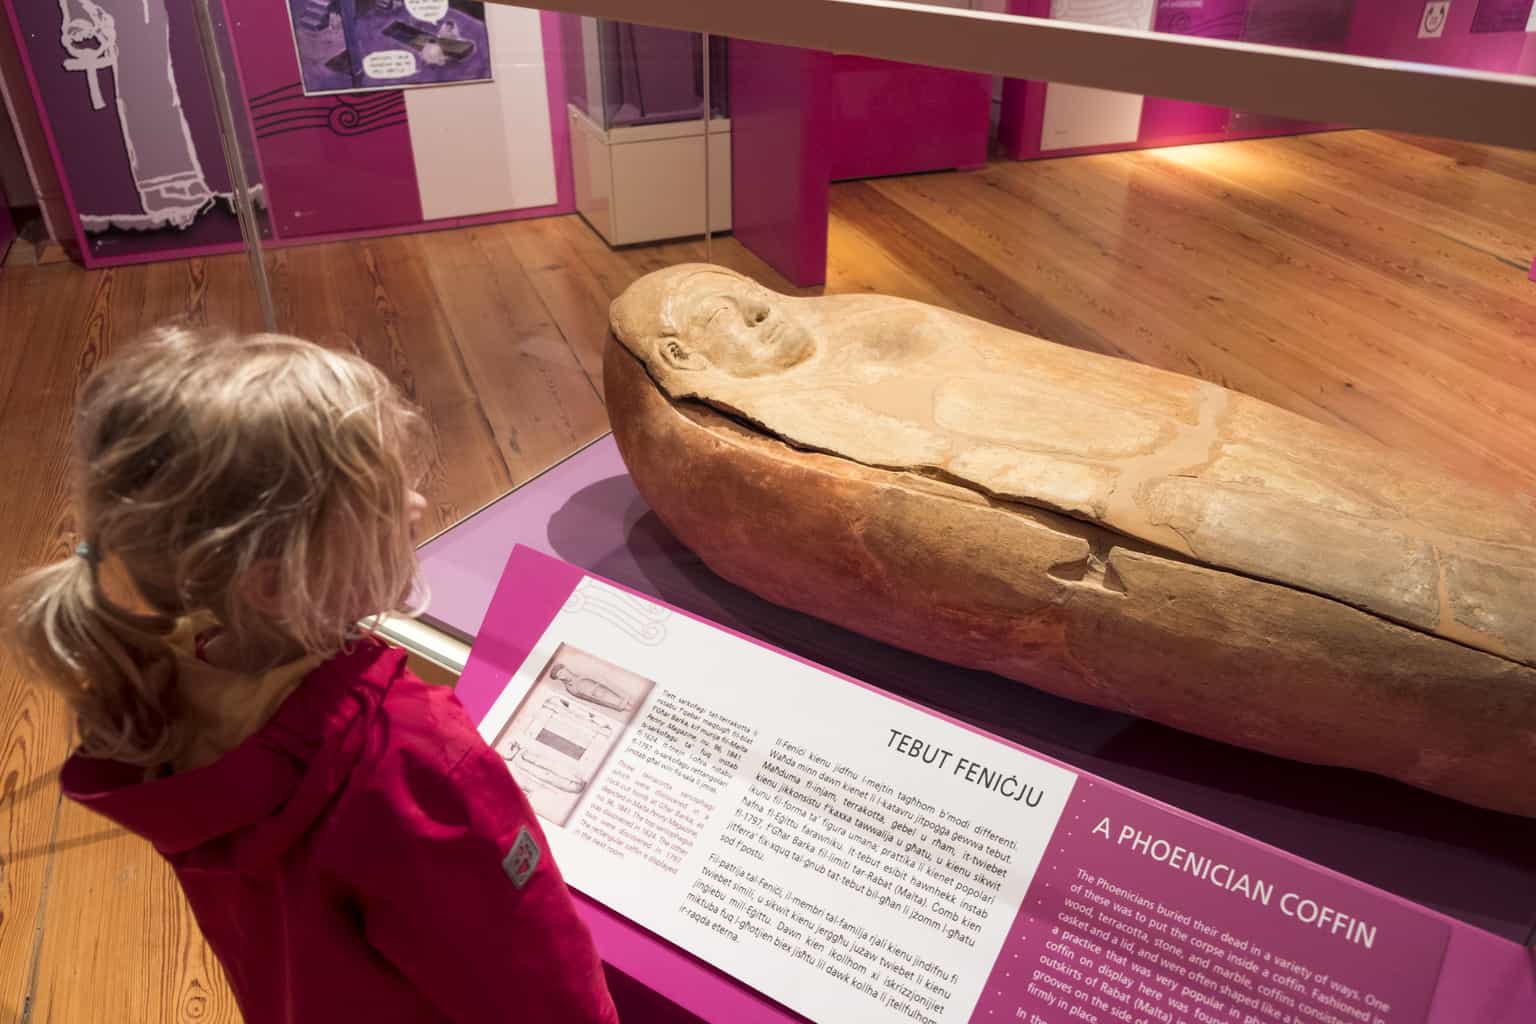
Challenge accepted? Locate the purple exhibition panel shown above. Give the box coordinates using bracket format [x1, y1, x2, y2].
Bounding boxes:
[224, 0, 422, 239]
[418, 436, 1536, 952]
[5, 0, 575, 262]
[1, 0, 243, 265]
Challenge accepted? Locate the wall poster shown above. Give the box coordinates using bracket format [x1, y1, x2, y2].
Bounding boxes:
[285, 0, 493, 95]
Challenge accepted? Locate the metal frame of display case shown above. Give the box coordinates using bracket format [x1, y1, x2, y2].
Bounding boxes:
[499, 0, 1536, 149]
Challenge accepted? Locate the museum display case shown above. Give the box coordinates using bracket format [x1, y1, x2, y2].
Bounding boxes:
[0, 0, 569, 264]
[563, 17, 726, 130]
[559, 16, 729, 244]
[75, 0, 1536, 1019]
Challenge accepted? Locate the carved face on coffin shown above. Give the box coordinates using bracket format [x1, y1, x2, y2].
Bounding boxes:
[610, 266, 816, 381]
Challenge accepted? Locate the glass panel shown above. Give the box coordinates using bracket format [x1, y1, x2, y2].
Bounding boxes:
[190, 1, 717, 536]
[192, 0, 1536, 983]
[191, 0, 277, 328]
[563, 17, 727, 130]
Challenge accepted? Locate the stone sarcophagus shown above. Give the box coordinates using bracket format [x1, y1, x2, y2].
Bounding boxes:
[603, 264, 1536, 816]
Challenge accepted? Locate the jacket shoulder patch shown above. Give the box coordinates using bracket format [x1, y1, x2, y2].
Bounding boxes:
[502, 826, 540, 889]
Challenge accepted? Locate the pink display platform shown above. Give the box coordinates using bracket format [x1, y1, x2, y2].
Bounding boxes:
[418, 435, 1536, 1023]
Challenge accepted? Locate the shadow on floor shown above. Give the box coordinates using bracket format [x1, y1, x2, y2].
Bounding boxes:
[1, 764, 123, 865]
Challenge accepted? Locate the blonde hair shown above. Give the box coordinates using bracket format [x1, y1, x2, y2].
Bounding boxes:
[4, 327, 432, 766]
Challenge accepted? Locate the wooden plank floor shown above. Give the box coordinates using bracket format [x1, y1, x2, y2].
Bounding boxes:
[1, 129, 1533, 1022]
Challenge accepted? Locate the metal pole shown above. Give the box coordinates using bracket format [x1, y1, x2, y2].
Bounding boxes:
[701, 31, 712, 261]
[191, 0, 277, 332]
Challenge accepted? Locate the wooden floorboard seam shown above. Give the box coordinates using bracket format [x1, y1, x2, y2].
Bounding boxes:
[17, 786, 65, 1024]
[417, 240, 517, 489]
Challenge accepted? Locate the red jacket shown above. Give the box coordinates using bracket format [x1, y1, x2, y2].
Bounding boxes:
[62, 638, 618, 1024]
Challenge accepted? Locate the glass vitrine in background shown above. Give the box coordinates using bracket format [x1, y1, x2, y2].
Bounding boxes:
[560, 17, 729, 245]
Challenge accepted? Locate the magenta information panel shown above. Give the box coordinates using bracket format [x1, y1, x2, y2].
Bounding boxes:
[455, 547, 1532, 1024]
[973, 779, 1444, 1024]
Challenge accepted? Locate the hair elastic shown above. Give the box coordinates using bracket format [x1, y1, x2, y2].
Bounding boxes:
[75, 541, 98, 563]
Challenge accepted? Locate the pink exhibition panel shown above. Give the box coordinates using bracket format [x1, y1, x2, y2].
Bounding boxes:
[451, 539, 1536, 1024]
[729, 41, 834, 291]
[1, 0, 245, 266]
[223, 0, 422, 239]
[418, 436, 1536, 1024]
[824, 55, 990, 183]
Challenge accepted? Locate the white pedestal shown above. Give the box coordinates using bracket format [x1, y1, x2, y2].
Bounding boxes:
[568, 104, 731, 246]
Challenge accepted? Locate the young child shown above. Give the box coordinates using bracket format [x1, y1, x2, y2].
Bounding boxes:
[5, 328, 618, 1024]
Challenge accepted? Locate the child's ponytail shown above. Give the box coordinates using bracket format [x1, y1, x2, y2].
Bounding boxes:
[6, 550, 178, 764]
[4, 325, 430, 768]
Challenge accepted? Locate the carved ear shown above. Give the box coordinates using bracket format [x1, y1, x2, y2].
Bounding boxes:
[657, 336, 710, 372]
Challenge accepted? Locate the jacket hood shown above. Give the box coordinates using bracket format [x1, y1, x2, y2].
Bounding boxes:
[62, 640, 405, 865]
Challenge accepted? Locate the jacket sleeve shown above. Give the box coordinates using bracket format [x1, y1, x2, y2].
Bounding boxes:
[339, 676, 618, 1024]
